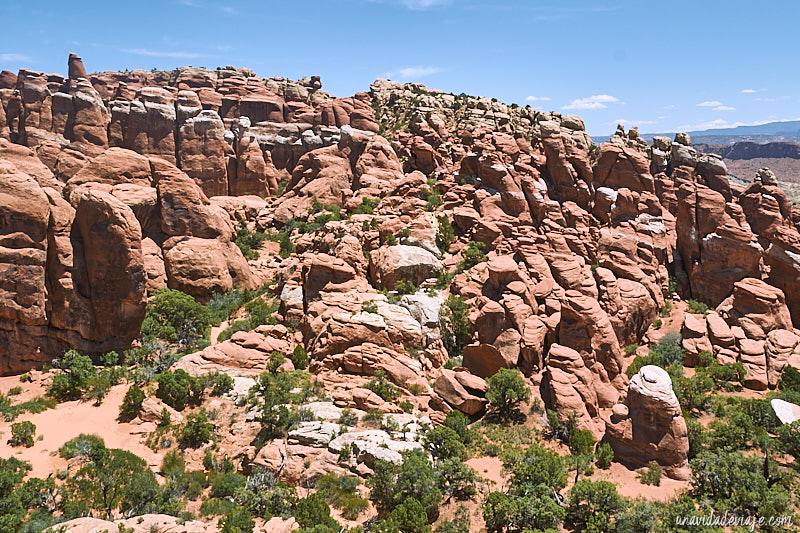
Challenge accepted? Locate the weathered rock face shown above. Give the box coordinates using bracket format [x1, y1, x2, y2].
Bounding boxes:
[541, 344, 605, 440]
[0, 159, 147, 372]
[369, 245, 443, 290]
[606, 365, 690, 480]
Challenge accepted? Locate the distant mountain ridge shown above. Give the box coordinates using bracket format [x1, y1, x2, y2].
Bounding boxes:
[634, 119, 800, 145]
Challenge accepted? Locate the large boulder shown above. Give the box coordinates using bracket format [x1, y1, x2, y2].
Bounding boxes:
[369, 245, 442, 290]
[605, 365, 690, 480]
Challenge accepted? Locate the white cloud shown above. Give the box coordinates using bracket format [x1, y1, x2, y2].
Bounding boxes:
[0, 53, 31, 62]
[525, 95, 551, 101]
[756, 97, 776, 102]
[663, 104, 678, 109]
[741, 89, 757, 94]
[675, 117, 800, 132]
[124, 48, 205, 59]
[713, 105, 736, 111]
[400, 0, 450, 7]
[608, 119, 659, 126]
[696, 101, 723, 107]
[562, 94, 620, 110]
[386, 66, 441, 81]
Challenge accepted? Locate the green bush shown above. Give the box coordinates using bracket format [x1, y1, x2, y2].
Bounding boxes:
[457, 241, 486, 271]
[423, 426, 467, 462]
[234, 221, 268, 260]
[59, 434, 106, 460]
[638, 461, 663, 486]
[219, 507, 255, 533]
[566, 479, 627, 533]
[435, 216, 455, 253]
[48, 350, 96, 402]
[119, 384, 145, 421]
[439, 295, 471, 359]
[687, 299, 710, 314]
[394, 279, 418, 295]
[361, 300, 379, 314]
[352, 197, 380, 215]
[294, 493, 340, 530]
[443, 410, 474, 445]
[8, 421, 35, 448]
[208, 372, 234, 396]
[141, 288, 211, 347]
[367, 370, 399, 402]
[315, 473, 369, 520]
[216, 299, 278, 343]
[595, 442, 614, 469]
[486, 368, 530, 420]
[179, 410, 215, 448]
[368, 450, 443, 524]
[290, 344, 309, 370]
[156, 369, 202, 411]
[650, 332, 685, 367]
[385, 233, 398, 246]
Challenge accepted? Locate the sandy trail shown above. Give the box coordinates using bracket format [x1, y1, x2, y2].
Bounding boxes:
[0, 384, 161, 478]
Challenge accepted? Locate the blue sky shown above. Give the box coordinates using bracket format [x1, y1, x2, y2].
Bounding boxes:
[1, 0, 798, 136]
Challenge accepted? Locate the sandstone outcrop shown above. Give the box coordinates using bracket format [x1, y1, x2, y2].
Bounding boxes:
[605, 365, 690, 480]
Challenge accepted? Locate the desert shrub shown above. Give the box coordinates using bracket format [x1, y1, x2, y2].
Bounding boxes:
[778, 365, 800, 392]
[566, 479, 628, 533]
[315, 473, 369, 520]
[179, 410, 215, 448]
[650, 332, 685, 367]
[423, 426, 467, 462]
[219, 507, 255, 533]
[435, 216, 455, 253]
[234, 221, 268, 260]
[624, 344, 639, 356]
[294, 493, 340, 530]
[439, 295, 471, 359]
[443, 410, 474, 445]
[368, 449, 443, 524]
[48, 349, 96, 401]
[595, 442, 614, 469]
[268, 230, 295, 259]
[361, 300, 379, 314]
[546, 409, 578, 443]
[689, 449, 790, 517]
[638, 461, 663, 486]
[216, 299, 278, 343]
[394, 279, 418, 295]
[457, 241, 486, 271]
[208, 372, 234, 396]
[141, 288, 211, 347]
[352, 197, 380, 215]
[290, 345, 309, 370]
[367, 370, 399, 402]
[625, 352, 661, 378]
[8, 387, 21, 396]
[399, 399, 414, 413]
[59, 434, 106, 460]
[660, 300, 672, 317]
[652, 318, 663, 329]
[486, 368, 530, 421]
[672, 370, 715, 413]
[61, 444, 161, 519]
[8, 421, 35, 448]
[385, 233, 398, 246]
[484, 445, 567, 532]
[687, 299, 710, 314]
[422, 187, 442, 212]
[119, 384, 145, 421]
[338, 408, 358, 427]
[156, 369, 202, 411]
[435, 506, 470, 533]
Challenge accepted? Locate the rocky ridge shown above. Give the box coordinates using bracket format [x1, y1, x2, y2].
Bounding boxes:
[2, 54, 800, 492]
